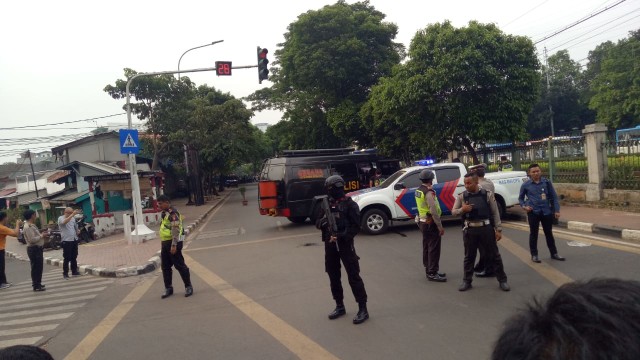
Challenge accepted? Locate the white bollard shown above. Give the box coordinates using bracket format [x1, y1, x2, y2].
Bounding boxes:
[124, 214, 132, 245]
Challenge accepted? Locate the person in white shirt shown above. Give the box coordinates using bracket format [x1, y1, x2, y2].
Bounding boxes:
[57, 207, 81, 279]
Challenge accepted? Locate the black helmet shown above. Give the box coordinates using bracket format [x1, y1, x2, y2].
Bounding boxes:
[419, 169, 435, 182]
[325, 175, 345, 189]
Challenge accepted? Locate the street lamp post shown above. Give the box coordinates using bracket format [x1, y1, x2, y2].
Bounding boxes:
[177, 40, 224, 205]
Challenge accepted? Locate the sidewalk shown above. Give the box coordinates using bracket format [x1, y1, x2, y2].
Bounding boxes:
[5, 191, 232, 278]
[507, 202, 640, 241]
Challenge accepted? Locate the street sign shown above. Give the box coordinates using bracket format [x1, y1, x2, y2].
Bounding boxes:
[119, 129, 140, 154]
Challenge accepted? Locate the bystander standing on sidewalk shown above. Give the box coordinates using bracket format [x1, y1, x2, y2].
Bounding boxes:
[0, 211, 22, 289]
[23, 209, 47, 292]
[58, 207, 82, 279]
[519, 164, 565, 263]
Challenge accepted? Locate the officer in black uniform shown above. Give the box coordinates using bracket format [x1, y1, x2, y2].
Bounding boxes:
[316, 175, 369, 324]
[452, 173, 510, 292]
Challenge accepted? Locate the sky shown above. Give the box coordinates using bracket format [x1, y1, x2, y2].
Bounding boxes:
[1, 0, 639, 164]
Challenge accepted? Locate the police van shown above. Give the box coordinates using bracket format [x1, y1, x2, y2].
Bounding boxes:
[258, 148, 400, 223]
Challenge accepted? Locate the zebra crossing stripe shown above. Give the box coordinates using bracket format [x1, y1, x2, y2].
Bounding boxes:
[1, 281, 113, 299]
[1, 294, 98, 312]
[0, 336, 42, 348]
[0, 287, 107, 306]
[0, 313, 74, 327]
[5, 277, 105, 291]
[0, 304, 86, 320]
[0, 324, 58, 337]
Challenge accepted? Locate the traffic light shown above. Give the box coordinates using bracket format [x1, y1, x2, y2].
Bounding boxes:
[257, 47, 269, 84]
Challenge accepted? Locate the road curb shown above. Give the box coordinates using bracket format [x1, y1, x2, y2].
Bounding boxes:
[6, 191, 232, 278]
[507, 211, 632, 240]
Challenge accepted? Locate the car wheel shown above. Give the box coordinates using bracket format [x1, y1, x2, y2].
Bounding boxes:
[361, 208, 389, 235]
[287, 216, 308, 224]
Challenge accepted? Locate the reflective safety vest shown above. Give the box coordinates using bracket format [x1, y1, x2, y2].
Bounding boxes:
[160, 209, 184, 242]
[415, 185, 442, 218]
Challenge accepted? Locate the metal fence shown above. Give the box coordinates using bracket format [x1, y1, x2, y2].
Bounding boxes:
[457, 137, 588, 183]
[602, 139, 640, 190]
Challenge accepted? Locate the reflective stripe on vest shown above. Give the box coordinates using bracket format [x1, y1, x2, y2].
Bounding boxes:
[160, 210, 183, 241]
[415, 185, 442, 218]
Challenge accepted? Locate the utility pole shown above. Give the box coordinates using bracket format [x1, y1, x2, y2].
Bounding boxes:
[27, 150, 40, 198]
[544, 47, 555, 182]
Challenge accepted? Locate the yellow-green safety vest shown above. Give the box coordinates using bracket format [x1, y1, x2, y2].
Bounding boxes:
[160, 210, 183, 241]
[415, 185, 442, 218]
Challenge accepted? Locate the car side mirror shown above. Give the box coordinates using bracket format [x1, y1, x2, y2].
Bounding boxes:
[394, 182, 405, 190]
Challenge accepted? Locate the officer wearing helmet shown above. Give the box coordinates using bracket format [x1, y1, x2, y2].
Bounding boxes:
[315, 174, 369, 325]
[415, 169, 446, 282]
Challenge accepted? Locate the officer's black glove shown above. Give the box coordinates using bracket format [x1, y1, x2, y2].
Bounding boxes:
[315, 218, 328, 230]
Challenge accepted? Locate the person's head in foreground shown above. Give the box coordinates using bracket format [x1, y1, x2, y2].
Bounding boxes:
[492, 278, 640, 360]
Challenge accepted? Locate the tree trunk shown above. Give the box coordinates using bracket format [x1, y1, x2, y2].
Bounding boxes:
[461, 136, 479, 165]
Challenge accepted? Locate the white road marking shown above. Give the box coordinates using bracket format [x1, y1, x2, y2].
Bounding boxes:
[0, 336, 42, 348]
[0, 324, 58, 337]
[0, 313, 74, 327]
[0, 304, 86, 320]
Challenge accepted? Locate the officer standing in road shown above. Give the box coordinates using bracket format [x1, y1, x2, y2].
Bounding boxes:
[519, 163, 565, 263]
[452, 173, 510, 292]
[157, 195, 193, 299]
[414, 170, 446, 282]
[58, 207, 82, 279]
[316, 175, 369, 324]
[498, 156, 513, 172]
[468, 163, 495, 278]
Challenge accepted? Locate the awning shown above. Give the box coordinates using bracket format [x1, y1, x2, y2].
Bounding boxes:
[0, 188, 16, 197]
[47, 170, 71, 183]
[48, 189, 90, 203]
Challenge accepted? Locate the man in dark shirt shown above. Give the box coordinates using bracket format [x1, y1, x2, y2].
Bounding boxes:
[519, 164, 565, 263]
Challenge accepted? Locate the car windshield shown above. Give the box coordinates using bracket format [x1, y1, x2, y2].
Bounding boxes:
[377, 169, 406, 189]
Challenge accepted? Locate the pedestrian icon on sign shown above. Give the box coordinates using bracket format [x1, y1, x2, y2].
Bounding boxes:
[119, 129, 140, 155]
[123, 134, 137, 148]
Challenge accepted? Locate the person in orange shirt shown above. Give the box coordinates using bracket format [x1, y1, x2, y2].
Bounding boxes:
[0, 211, 22, 289]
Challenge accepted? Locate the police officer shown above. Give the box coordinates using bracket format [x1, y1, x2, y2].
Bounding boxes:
[316, 175, 369, 324]
[468, 163, 495, 278]
[452, 173, 510, 292]
[157, 195, 193, 299]
[414, 170, 446, 282]
[498, 156, 513, 171]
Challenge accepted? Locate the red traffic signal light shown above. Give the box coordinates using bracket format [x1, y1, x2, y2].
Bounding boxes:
[257, 47, 269, 84]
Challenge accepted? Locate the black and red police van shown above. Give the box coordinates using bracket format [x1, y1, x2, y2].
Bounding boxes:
[258, 148, 400, 223]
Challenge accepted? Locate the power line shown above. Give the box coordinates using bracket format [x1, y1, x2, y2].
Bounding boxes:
[0, 126, 109, 131]
[534, 0, 627, 44]
[503, 0, 549, 28]
[547, 11, 640, 52]
[0, 113, 126, 130]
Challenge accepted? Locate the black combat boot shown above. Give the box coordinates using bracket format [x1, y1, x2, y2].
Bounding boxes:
[328, 302, 346, 320]
[161, 287, 174, 299]
[353, 303, 369, 324]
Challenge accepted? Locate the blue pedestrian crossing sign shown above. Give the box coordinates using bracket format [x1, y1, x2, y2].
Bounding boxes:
[119, 129, 140, 154]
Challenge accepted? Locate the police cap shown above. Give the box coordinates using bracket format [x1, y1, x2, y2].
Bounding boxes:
[468, 163, 487, 172]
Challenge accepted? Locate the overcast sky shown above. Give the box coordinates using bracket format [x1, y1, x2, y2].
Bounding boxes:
[1, 0, 638, 164]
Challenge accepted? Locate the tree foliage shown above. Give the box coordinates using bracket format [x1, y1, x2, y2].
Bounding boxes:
[364, 21, 540, 163]
[589, 30, 640, 129]
[248, 0, 404, 150]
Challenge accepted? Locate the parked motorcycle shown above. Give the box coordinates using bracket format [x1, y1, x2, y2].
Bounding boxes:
[76, 215, 96, 244]
[44, 228, 62, 250]
[17, 224, 26, 245]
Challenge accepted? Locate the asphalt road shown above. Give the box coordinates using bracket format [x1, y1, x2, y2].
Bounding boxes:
[4, 183, 639, 359]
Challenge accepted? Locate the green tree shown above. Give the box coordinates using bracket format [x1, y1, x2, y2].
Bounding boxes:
[364, 21, 540, 163]
[104, 68, 195, 170]
[589, 30, 640, 129]
[248, 0, 404, 149]
[528, 50, 586, 138]
[91, 126, 109, 135]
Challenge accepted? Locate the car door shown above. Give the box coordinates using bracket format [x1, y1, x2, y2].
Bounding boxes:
[432, 166, 464, 215]
[392, 170, 423, 219]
